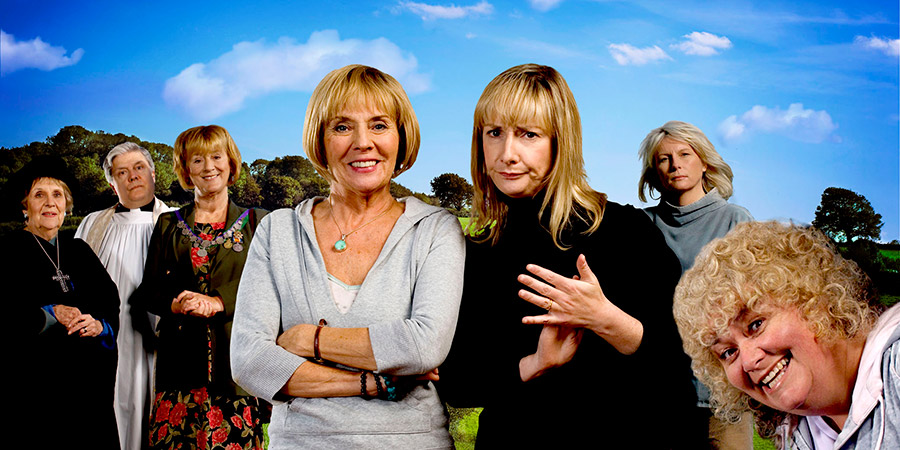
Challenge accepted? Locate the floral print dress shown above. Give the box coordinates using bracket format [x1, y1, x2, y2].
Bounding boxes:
[148, 221, 266, 450]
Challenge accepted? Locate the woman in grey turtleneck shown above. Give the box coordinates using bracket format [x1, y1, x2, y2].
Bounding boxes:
[638, 120, 753, 449]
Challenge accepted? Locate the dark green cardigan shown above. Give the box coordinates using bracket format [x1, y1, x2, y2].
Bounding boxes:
[131, 201, 267, 395]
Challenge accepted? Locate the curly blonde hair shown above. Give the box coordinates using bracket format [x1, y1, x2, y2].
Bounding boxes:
[673, 221, 880, 439]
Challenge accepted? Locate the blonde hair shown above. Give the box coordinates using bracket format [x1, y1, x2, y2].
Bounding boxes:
[469, 64, 605, 249]
[303, 64, 420, 182]
[673, 221, 881, 439]
[638, 120, 734, 202]
[21, 177, 74, 214]
[173, 125, 242, 190]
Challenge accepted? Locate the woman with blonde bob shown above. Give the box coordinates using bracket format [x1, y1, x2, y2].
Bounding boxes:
[674, 221, 899, 449]
[231, 65, 464, 448]
[440, 64, 698, 448]
[639, 121, 753, 447]
[132, 125, 269, 449]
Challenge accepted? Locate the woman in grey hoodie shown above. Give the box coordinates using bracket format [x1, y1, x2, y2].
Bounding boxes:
[230, 65, 464, 449]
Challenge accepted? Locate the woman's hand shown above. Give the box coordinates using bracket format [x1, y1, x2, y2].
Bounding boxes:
[517, 254, 643, 355]
[66, 313, 103, 337]
[276, 323, 314, 357]
[171, 291, 224, 318]
[53, 305, 81, 328]
[519, 325, 583, 382]
[417, 368, 440, 382]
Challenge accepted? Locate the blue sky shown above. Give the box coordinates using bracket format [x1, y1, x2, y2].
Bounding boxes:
[2, 0, 898, 241]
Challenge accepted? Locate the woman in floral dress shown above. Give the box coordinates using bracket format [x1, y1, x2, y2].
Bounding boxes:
[131, 125, 268, 449]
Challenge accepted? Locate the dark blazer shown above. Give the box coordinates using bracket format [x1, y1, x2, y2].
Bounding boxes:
[131, 201, 267, 395]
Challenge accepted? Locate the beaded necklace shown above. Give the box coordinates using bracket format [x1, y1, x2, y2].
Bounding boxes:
[175, 209, 250, 256]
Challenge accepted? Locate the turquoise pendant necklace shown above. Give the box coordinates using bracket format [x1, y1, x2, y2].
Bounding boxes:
[329, 196, 393, 252]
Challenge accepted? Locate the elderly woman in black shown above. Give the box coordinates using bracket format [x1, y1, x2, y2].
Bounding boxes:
[439, 64, 699, 448]
[131, 126, 267, 449]
[8, 156, 120, 449]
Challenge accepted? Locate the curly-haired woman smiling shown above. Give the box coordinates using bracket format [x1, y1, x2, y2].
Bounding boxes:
[674, 221, 899, 449]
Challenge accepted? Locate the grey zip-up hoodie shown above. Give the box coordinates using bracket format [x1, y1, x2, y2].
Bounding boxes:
[231, 197, 464, 449]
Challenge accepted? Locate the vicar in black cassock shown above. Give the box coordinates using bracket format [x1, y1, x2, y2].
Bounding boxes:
[8, 156, 120, 449]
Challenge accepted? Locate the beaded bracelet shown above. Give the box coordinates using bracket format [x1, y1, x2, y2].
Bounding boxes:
[313, 319, 327, 363]
[373, 373, 386, 399]
[382, 376, 401, 401]
[360, 371, 372, 399]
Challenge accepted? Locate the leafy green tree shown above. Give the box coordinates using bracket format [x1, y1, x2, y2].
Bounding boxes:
[812, 187, 883, 243]
[48, 125, 94, 156]
[261, 175, 304, 210]
[390, 181, 414, 198]
[68, 155, 114, 213]
[430, 173, 473, 211]
[144, 142, 179, 198]
[230, 163, 263, 207]
[264, 156, 329, 201]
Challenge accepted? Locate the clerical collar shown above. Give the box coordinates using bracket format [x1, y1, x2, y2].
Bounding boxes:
[115, 199, 155, 213]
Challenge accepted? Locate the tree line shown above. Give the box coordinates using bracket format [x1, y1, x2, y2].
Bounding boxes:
[1, 125, 477, 220]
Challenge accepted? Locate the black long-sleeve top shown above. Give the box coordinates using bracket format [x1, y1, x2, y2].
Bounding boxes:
[439, 195, 698, 448]
[11, 229, 120, 449]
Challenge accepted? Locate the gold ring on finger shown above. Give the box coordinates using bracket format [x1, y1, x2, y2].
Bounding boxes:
[545, 301, 553, 312]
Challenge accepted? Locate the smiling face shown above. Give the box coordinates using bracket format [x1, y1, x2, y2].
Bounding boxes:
[482, 118, 554, 198]
[23, 177, 68, 240]
[111, 150, 156, 209]
[710, 305, 857, 418]
[323, 100, 400, 198]
[188, 148, 231, 196]
[655, 136, 708, 205]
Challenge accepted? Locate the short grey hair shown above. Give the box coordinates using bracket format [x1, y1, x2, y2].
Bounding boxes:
[103, 142, 155, 185]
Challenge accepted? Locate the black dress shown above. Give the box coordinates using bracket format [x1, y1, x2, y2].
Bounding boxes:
[10, 229, 120, 450]
[439, 196, 700, 449]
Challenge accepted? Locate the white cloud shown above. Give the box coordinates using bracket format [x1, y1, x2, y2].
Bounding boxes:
[671, 31, 732, 56]
[529, 0, 563, 12]
[398, 1, 493, 20]
[608, 43, 671, 66]
[163, 30, 430, 121]
[854, 35, 900, 57]
[0, 30, 84, 75]
[718, 103, 839, 144]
